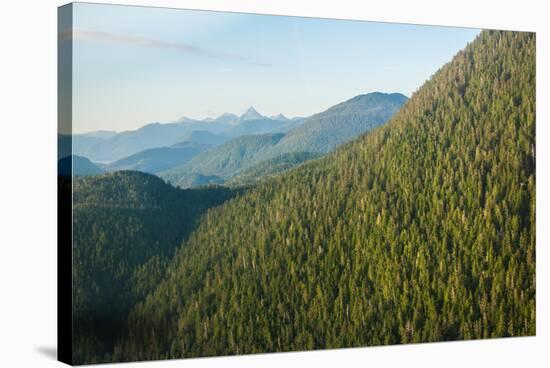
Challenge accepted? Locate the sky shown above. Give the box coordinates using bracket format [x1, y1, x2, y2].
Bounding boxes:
[66, 2, 480, 134]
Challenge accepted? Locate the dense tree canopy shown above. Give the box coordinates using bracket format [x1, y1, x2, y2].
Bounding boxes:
[71, 30, 535, 364]
[105, 30, 536, 361]
[226, 152, 324, 187]
[71, 171, 242, 363]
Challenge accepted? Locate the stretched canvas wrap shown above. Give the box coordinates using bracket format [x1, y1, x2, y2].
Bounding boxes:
[58, 2, 536, 365]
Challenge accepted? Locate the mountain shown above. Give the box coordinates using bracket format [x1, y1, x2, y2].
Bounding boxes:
[113, 31, 535, 361]
[105, 143, 210, 174]
[223, 107, 303, 137]
[76, 121, 224, 162]
[70, 116, 239, 163]
[224, 117, 299, 137]
[165, 172, 225, 188]
[58, 155, 104, 176]
[80, 130, 117, 139]
[58, 134, 106, 161]
[176, 130, 229, 146]
[70, 109, 300, 163]
[239, 106, 264, 121]
[226, 151, 324, 187]
[270, 113, 290, 121]
[70, 171, 241, 364]
[163, 92, 406, 188]
[261, 92, 408, 159]
[211, 113, 239, 125]
[160, 133, 285, 187]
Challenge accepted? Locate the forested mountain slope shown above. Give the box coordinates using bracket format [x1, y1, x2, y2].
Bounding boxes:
[162, 93, 406, 188]
[162, 172, 225, 189]
[113, 30, 535, 361]
[261, 92, 407, 159]
[226, 151, 324, 187]
[159, 133, 285, 187]
[175, 130, 229, 146]
[71, 171, 241, 364]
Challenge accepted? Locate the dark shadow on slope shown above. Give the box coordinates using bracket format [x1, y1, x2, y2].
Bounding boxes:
[67, 171, 248, 364]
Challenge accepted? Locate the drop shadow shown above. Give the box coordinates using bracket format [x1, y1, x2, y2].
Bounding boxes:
[36, 346, 57, 360]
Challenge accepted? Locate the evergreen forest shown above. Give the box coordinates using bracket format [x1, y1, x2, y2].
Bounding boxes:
[66, 30, 536, 364]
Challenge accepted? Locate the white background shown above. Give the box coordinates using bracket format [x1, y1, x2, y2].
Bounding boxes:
[0, 0, 547, 366]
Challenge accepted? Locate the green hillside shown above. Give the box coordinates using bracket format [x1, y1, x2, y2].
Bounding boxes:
[71, 171, 240, 364]
[112, 30, 535, 361]
[166, 172, 225, 188]
[175, 130, 229, 146]
[262, 92, 408, 158]
[160, 133, 285, 187]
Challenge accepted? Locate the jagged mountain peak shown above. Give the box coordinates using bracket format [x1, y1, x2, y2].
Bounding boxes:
[240, 106, 264, 121]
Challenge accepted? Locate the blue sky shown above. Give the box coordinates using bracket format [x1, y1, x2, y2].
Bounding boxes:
[68, 3, 480, 133]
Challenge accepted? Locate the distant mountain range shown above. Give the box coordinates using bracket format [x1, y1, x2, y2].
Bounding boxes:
[239, 106, 264, 121]
[60, 92, 407, 186]
[224, 116, 304, 137]
[160, 92, 408, 188]
[66, 107, 306, 163]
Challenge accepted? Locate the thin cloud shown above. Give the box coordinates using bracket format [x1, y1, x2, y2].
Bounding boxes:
[59, 29, 269, 67]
